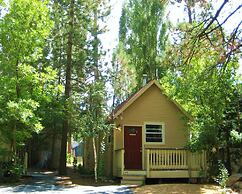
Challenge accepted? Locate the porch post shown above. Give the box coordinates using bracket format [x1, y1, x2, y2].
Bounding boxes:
[187, 150, 191, 179]
[121, 149, 124, 176]
[146, 149, 150, 177]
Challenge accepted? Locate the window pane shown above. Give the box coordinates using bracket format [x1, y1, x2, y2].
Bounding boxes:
[128, 128, 136, 134]
[146, 137, 162, 142]
[146, 129, 162, 133]
[146, 134, 162, 138]
[145, 124, 163, 143]
[146, 125, 162, 129]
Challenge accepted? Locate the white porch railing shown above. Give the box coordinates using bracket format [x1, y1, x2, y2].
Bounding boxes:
[114, 148, 206, 178]
[146, 148, 206, 171]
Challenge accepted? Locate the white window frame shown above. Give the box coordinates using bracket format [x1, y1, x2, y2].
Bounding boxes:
[144, 122, 165, 144]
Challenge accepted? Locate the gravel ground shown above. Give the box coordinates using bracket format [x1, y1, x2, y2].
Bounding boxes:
[1, 170, 240, 194]
[0, 171, 132, 194]
[0, 184, 132, 194]
[132, 183, 240, 194]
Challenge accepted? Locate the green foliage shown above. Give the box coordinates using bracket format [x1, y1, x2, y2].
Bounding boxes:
[0, 0, 239, 181]
[0, 0, 53, 64]
[230, 130, 242, 144]
[97, 154, 105, 178]
[161, 19, 241, 152]
[112, 0, 169, 100]
[0, 0, 56, 154]
[77, 164, 94, 176]
[214, 161, 229, 189]
[66, 153, 73, 165]
[159, 2, 241, 176]
[79, 81, 111, 137]
[44, 0, 111, 176]
[0, 156, 24, 183]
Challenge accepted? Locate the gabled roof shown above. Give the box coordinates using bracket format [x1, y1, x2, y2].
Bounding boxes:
[112, 80, 191, 119]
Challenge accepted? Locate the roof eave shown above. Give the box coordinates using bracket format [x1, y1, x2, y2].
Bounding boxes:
[113, 80, 192, 120]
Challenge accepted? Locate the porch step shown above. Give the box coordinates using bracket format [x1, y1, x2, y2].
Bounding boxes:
[121, 179, 144, 186]
[122, 175, 145, 180]
[123, 170, 146, 176]
[121, 175, 145, 186]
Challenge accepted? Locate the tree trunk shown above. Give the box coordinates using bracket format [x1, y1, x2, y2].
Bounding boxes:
[226, 146, 231, 174]
[67, 132, 72, 154]
[237, 98, 240, 130]
[92, 137, 98, 182]
[187, 4, 193, 24]
[11, 122, 16, 155]
[50, 126, 56, 169]
[12, 59, 20, 155]
[91, 5, 99, 181]
[185, 0, 194, 24]
[58, 0, 74, 175]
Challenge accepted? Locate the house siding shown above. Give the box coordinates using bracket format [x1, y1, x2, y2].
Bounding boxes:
[114, 84, 188, 149]
[112, 82, 207, 179]
[113, 120, 124, 150]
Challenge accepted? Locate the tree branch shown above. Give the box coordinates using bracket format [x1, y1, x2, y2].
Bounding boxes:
[198, 0, 229, 37]
[201, 3, 242, 37]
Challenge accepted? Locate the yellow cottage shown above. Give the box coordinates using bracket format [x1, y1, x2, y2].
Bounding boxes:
[111, 80, 207, 185]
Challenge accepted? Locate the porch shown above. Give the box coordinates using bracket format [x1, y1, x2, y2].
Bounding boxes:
[114, 148, 207, 180]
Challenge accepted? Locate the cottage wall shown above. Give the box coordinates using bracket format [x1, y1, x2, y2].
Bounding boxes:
[111, 82, 209, 179]
[114, 84, 189, 150]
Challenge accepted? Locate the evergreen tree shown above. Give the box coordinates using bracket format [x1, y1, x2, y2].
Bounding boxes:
[114, 0, 168, 92]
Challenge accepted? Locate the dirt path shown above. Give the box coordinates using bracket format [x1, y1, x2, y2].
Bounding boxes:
[132, 184, 239, 194]
[0, 170, 132, 193]
[5, 168, 238, 194]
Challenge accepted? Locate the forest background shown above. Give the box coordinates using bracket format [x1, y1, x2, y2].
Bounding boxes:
[0, 0, 241, 181]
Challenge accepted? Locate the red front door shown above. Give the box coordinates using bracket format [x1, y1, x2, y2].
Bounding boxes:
[124, 126, 142, 169]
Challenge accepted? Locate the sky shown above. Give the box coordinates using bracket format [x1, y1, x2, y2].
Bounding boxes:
[2, 0, 240, 75]
[100, 0, 242, 76]
[99, 0, 124, 61]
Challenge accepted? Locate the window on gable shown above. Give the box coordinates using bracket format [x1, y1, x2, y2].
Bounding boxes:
[145, 124, 164, 143]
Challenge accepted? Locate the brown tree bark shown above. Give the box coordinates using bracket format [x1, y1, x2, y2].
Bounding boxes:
[185, 0, 193, 24]
[92, 137, 98, 182]
[50, 125, 57, 169]
[58, 0, 74, 175]
[92, 5, 100, 182]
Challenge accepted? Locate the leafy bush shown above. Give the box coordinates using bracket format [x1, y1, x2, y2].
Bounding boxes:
[0, 159, 24, 182]
[214, 161, 229, 189]
[66, 153, 73, 164]
[230, 130, 242, 145]
[97, 152, 105, 178]
[77, 164, 94, 175]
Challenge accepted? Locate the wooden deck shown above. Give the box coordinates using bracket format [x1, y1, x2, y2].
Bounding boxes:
[114, 148, 207, 179]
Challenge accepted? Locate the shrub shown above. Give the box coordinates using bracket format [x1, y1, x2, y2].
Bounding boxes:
[66, 153, 73, 164]
[0, 159, 24, 183]
[77, 164, 94, 175]
[214, 161, 229, 189]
